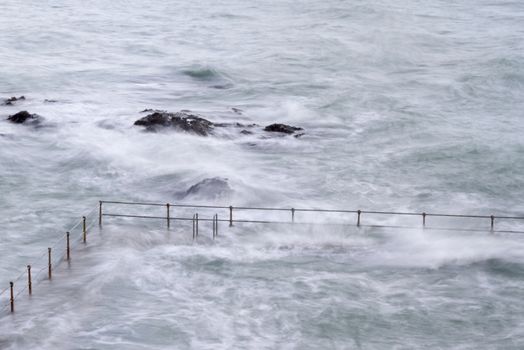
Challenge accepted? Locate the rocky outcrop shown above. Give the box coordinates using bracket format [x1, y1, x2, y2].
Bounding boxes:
[263, 123, 303, 134]
[178, 177, 232, 200]
[7, 111, 42, 125]
[134, 111, 214, 136]
[134, 110, 305, 138]
[1, 96, 25, 106]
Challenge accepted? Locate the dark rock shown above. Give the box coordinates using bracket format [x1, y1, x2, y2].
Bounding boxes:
[240, 129, 253, 135]
[134, 111, 214, 136]
[232, 107, 243, 115]
[181, 177, 232, 199]
[44, 99, 58, 103]
[7, 111, 42, 125]
[294, 133, 305, 138]
[2, 96, 25, 106]
[264, 123, 303, 134]
[210, 84, 233, 90]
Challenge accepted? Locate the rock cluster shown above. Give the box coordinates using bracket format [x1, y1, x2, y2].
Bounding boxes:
[134, 110, 304, 137]
[7, 111, 42, 125]
[134, 111, 214, 136]
[263, 123, 303, 134]
[1, 96, 25, 106]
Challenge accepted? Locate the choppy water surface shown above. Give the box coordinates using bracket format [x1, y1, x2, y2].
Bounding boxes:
[1, 0, 523, 348]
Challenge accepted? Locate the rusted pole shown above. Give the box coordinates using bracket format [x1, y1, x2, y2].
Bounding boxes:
[215, 214, 218, 237]
[166, 203, 170, 228]
[229, 206, 233, 227]
[291, 208, 295, 223]
[213, 214, 218, 239]
[98, 201, 103, 226]
[196, 213, 199, 237]
[357, 210, 361, 227]
[66, 231, 71, 261]
[192, 214, 196, 240]
[48, 247, 52, 279]
[27, 265, 32, 295]
[9, 282, 14, 313]
[422, 212, 426, 227]
[491, 215, 495, 232]
[82, 216, 87, 243]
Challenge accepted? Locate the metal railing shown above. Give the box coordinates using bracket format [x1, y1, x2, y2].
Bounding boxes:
[3, 199, 524, 316]
[0, 206, 98, 315]
[99, 200, 524, 234]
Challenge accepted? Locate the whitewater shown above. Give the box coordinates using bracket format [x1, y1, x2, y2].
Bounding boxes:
[1, 0, 524, 348]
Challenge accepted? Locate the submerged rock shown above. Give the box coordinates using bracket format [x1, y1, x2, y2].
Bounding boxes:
[7, 111, 42, 125]
[180, 177, 232, 199]
[134, 111, 214, 136]
[140, 108, 166, 113]
[264, 123, 303, 134]
[1, 96, 25, 106]
[214, 122, 258, 128]
[210, 83, 234, 90]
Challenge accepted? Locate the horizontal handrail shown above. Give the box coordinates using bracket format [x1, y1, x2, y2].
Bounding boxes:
[4, 199, 524, 316]
[101, 213, 524, 235]
[100, 200, 524, 221]
[1, 205, 98, 314]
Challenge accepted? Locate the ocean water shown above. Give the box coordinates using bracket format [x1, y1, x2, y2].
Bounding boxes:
[1, 0, 524, 348]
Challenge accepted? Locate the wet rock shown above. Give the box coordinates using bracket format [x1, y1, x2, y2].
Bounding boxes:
[44, 99, 58, 103]
[134, 111, 214, 136]
[2, 96, 25, 106]
[232, 107, 243, 115]
[240, 129, 253, 135]
[7, 111, 42, 125]
[214, 122, 258, 128]
[180, 177, 232, 200]
[264, 123, 303, 134]
[210, 83, 233, 90]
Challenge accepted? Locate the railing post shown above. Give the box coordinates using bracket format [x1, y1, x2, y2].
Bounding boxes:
[357, 210, 361, 227]
[27, 265, 32, 295]
[9, 282, 14, 313]
[48, 247, 52, 280]
[196, 213, 199, 237]
[82, 216, 87, 243]
[166, 203, 170, 228]
[291, 208, 295, 223]
[99, 201, 103, 226]
[192, 214, 195, 240]
[212, 214, 218, 239]
[490, 215, 495, 232]
[66, 231, 71, 261]
[229, 206, 233, 227]
[422, 212, 426, 227]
